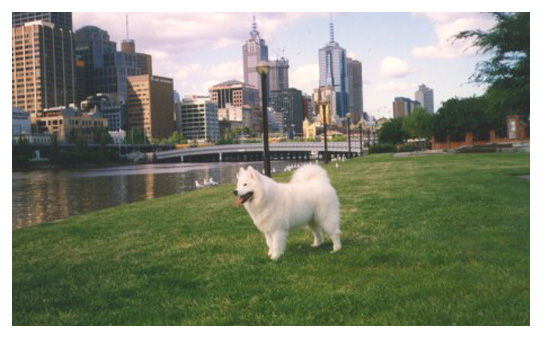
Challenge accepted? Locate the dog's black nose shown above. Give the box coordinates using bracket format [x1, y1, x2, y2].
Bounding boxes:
[233, 190, 238, 196]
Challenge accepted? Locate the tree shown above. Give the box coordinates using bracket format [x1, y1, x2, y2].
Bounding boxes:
[377, 117, 409, 145]
[433, 96, 489, 142]
[402, 107, 433, 148]
[124, 128, 148, 144]
[168, 131, 186, 145]
[454, 12, 529, 122]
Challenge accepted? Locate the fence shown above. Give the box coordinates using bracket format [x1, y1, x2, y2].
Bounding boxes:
[432, 115, 529, 150]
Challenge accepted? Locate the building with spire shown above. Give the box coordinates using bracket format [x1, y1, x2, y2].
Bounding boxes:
[318, 16, 349, 118]
[242, 16, 269, 99]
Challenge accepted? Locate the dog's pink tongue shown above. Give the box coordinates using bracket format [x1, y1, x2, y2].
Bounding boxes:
[235, 197, 243, 208]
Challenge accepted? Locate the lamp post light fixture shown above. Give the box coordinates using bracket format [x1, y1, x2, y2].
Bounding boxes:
[346, 113, 352, 156]
[257, 61, 272, 177]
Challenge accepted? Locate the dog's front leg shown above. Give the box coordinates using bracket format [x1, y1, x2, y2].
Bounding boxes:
[270, 230, 288, 260]
[264, 232, 273, 257]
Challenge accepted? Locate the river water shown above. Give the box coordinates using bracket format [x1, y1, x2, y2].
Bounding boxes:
[12, 161, 303, 229]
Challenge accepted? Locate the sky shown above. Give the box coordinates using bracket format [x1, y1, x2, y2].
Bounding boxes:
[72, 12, 497, 119]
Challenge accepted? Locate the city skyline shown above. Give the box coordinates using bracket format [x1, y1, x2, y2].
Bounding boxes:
[72, 12, 496, 119]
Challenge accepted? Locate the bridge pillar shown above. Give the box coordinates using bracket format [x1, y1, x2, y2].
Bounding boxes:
[181, 155, 184, 162]
[219, 152, 222, 162]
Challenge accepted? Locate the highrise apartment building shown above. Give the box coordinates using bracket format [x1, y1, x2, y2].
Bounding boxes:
[347, 57, 363, 122]
[318, 20, 349, 118]
[126, 74, 174, 141]
[12, 20, 76, 117]
[415, 84, 435, 113]
[12, 12, 73, 30]
[269, 57, 289, 91]
[242, 17, 269, 99]
[178, 96, 220, 142]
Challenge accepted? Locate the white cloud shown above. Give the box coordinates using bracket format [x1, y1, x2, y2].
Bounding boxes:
[290, 64, 319, 94]
[72, 12, 320, 95]
[173, 61, 243, 95]
[411, 12, 495, 59]
[73, 12, 318, 57]
[379, 57, 411, 78]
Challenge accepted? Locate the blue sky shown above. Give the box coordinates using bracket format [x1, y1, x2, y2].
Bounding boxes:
[73, 12, 496, 118]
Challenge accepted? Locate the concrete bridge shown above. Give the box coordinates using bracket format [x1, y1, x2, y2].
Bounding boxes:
[154, 142, 363, 163]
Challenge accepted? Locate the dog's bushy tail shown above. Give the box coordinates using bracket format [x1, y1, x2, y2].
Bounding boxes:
[290, 164, 330, 184]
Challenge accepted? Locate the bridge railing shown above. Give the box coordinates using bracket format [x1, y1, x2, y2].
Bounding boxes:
[155, 141, 361, 159]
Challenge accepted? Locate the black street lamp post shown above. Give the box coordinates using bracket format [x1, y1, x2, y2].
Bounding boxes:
[346, 113, 352, 156]
[257, 61, 271, 177]
[322, 97, 329, 164]
[367, 126, 371, 155]
[358, 122, 364, 157]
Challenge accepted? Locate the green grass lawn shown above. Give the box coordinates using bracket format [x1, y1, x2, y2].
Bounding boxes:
[12, 153, 530, 325]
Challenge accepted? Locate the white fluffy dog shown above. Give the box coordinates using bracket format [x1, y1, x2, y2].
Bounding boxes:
[234, 164, 341, 260]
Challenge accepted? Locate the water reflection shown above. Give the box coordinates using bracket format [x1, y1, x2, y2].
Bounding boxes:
[12, 161, 303, 229]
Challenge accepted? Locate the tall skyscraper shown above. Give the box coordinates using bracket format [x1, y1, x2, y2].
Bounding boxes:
[127, 74, 174, 141]
[269, 57, 289, 91]
[75, 25, 152, 103]
[318, 19, 349, 118]
[269, 88, 304, 138]
[347, 57, 363, 122]
[242, 16, 269, 98]
[12, 20, 76, 117]
[12, 12, 73, 31]
[415, 84, 435, 113]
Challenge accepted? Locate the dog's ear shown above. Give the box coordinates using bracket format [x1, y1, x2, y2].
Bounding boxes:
[247, 166, 259, 180]
[237, 167, 245, 179]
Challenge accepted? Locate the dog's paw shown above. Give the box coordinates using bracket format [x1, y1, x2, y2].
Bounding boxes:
[269, 253, 283, 260]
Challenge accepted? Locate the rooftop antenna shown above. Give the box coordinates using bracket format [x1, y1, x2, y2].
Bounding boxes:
[250, 14, 260, 40]
[125, 13, 129, 40]
[330, 13, 335, 43]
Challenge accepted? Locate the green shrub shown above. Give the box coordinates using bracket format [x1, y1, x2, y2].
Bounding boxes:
[369, 143, 395, 154]
[397, 144, 420, 152]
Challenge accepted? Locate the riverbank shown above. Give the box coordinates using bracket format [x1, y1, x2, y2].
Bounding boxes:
[12, 153, 530, 325]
